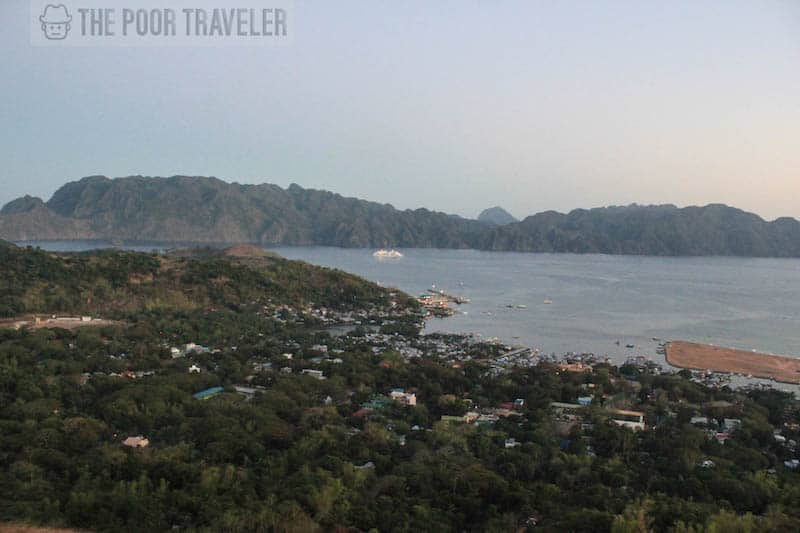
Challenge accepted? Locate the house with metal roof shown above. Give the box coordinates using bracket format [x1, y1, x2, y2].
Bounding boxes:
[193, 386, 224, 400]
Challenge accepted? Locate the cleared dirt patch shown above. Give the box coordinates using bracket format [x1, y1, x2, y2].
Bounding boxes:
[223, 244, 275, 258]
[665, 341, 800, 384]
[0, 316, 119, 331]
[0, 525, 84, 533]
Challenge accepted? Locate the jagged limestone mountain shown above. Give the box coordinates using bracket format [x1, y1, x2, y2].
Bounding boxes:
[2, 176, 799, 256]
[480, 204, 800, 256]
[0, 176, 486, 248]
[477, 206, 518, 226]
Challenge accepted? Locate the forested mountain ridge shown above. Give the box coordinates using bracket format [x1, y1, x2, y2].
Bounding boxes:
[2, 175, 799, 256]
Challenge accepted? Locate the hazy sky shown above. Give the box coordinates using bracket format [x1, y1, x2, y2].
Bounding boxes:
[1, 0, 799, 220]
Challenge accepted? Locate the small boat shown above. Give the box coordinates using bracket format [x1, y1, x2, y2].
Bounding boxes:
[543, 299, 553, 305]
[373, 249, 403, 258]
[626, 344, 635, 349]
[515, 304, 527, 309]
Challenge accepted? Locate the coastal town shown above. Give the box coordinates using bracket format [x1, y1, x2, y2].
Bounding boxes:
[2, 243, 799, 531]
[53, 291, 799, 478]
[5, 279, 796, 433]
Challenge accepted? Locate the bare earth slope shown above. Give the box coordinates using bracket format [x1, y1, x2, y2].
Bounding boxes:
[665, 341, 800, 384]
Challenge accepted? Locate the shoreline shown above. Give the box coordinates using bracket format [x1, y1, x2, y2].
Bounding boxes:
[11, 240, 800, 260]
[665, 341, 800, 385]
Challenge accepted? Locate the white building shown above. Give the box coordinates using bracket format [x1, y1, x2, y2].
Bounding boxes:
[122, 436, 149, 448]
[609, 409, 646, 431]
[390, 388, 417, 406]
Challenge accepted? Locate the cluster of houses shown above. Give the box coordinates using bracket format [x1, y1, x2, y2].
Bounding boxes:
[688, 416, 741, 444]
[417, 294, 455, 317]
[75, 369, 156, 385]
[262, 296, 418, 329]
[484, 347, 541, 375]
[622, 355, 664, 375]
[440, 399, 526, 427]
[170, 342, 212, 358]
[350, 331, 531, 369]
[355, 332, 425, 359]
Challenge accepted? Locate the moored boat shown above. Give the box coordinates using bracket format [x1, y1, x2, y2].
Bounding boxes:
[373, 249, 403, 258]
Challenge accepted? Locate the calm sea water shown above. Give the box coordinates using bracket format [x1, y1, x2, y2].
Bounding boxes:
[19, 242, 800, 369]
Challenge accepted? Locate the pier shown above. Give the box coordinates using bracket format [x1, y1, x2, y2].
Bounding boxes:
[427, 289, 470, 304]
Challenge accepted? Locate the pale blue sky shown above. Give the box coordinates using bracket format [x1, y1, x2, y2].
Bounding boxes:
[1, 0, 799, 220]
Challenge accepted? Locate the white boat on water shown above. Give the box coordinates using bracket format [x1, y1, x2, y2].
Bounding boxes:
[543, 298, 553, 305]
[373, 248, 403, 258]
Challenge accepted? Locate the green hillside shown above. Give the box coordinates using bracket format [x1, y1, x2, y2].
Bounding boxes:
[0, 244, 413, 318]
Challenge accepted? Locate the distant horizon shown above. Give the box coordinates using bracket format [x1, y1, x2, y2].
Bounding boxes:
[3, 173, 799, 224]
[2, 1, 799, 221]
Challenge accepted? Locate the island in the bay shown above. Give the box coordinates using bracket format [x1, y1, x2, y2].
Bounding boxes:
[1, 240, 799, 532]
[3, 175, 800, 257]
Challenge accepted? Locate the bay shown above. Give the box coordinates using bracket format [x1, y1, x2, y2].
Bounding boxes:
[19, 241, 800, 370]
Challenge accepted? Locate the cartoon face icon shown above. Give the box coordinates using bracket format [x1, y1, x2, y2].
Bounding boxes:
[40, 4, 72, 40]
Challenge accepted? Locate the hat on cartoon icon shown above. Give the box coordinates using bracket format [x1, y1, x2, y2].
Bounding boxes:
[40, 4, 72, 24]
